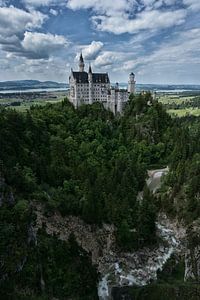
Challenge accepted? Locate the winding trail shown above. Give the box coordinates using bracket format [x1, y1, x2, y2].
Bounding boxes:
[147, 167, 169, 193]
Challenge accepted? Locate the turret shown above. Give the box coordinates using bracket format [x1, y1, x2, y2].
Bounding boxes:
[88, 64, 92, 81]
[88, 63, 93, 105]
[79, 53, 85, 72]
[111, 86, 116, 114]
[128, 72, 136, 94]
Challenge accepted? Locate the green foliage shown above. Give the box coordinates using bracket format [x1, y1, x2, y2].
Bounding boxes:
[13, 199, 29, 220]
[1, 230, 98, 299]
[137, 187, 157, 247]
[0, 94, 178, 297]
[0, 94, 174, 244]
[0, 201, 30, 279]
[122, 283, 200, 300]
[117, 219, 133, 248]
[0, 95, 168, 237]
[159, 116, 200, 223]
[157, 255, 185, 283]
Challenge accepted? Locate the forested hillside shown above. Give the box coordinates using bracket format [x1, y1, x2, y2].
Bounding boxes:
[0, 93, 199, 299]
[160, 115, 200, 222]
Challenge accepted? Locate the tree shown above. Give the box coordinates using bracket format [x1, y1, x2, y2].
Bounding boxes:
[137, 186, 157, 247]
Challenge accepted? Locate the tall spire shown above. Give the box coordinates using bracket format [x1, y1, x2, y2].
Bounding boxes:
[88, 63, 92, 74]
[88, 63, 93, 104]
[79, 53, 84, 72]
[80, 52, 84, 62]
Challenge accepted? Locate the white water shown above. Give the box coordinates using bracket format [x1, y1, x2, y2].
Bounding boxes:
[154, 171, 164, 178]
[121, 222, 178, 285]
[98, 168, 176, 299]
[98, 220, 179, 299]
[0, 88, 68, 94]
[98, 274, 110, 300]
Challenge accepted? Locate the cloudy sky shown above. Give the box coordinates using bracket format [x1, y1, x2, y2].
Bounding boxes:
[0, 0, 199, 84]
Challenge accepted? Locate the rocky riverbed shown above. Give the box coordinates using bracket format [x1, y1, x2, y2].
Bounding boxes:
[98, 167, 186, 299]
[34, 202, 186, 300]
[32, 168, 189, 300]
[97, 213, 186, 299]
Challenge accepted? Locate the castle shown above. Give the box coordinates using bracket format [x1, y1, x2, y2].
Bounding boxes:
[69, 54, 136, 114]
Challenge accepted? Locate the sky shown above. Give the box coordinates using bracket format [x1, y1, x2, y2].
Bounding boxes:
[0, 0, 199, 84]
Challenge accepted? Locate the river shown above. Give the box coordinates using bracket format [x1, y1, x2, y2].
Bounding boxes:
[0, 88, 68, 94]
[98, 167, 182, 300]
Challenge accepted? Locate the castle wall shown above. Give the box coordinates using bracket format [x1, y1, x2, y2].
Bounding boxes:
[70, 82, 110, 106]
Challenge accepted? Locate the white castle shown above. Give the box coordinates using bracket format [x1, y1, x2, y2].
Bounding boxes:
[69, 54, 136, 114]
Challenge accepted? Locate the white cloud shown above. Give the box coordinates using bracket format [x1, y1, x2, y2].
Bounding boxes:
[92, 9, 186, 34]
[20, 0, 200, 14]
[94, 52, 116, 67]
[0, 6, 69, 60]
[93, 51, 126, 68]
[67, 0, 132, 14]
[119, 28, 200, 81]
[87, 27, 200, 83]
[183, 0, 200, 11]
[0, 0, 199, 84]
[142, 0, 178, 9]
[66, 0, 188, 35]
[0, 6, 47, 37]
[20, 31, 69, 59]
[0, 54, 69, 82]
[50, 8, 58, 16]
[149, 29, 200, 64]
[0, 0, 5, 6]
[22, 0, 59, 7]
[81, 41, 104, 60]
[21, 57, 68, 79]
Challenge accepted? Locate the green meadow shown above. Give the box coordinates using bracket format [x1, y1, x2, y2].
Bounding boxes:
[1, 91, 200, 117]
[157, 93, 200, 117]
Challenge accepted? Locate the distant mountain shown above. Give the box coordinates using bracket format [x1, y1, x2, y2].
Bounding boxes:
[137, 84, 200, 91]
[0, 80, 68, 91]
[0, 80, 199, 92]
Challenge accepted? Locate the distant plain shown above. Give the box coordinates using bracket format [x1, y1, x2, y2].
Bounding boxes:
[0, 89, 200, 117]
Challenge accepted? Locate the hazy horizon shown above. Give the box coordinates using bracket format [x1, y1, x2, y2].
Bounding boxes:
[1, 79, 200, 86]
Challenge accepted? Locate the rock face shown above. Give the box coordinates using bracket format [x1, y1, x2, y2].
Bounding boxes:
[35, 204, 116, 265]
[184, 222, 200, 282]
[33, 203, 186, 300]
[32, 167, 188, 300]
[29, 168, 196, 299]
[101, 215, 185, 299]
[185, 246, 200, 281]
[2, 169, 200, 299]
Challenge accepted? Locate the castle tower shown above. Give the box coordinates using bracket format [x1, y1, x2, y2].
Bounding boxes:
[128, 72, 136, 94]
[111, 87, 116, 114]
[88, 64, 93, 105]
[117, 98, 123, 114]
[79, 53, 85, 72]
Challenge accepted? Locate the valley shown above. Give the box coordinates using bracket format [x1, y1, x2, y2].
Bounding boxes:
[0, 93, 199, 299]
